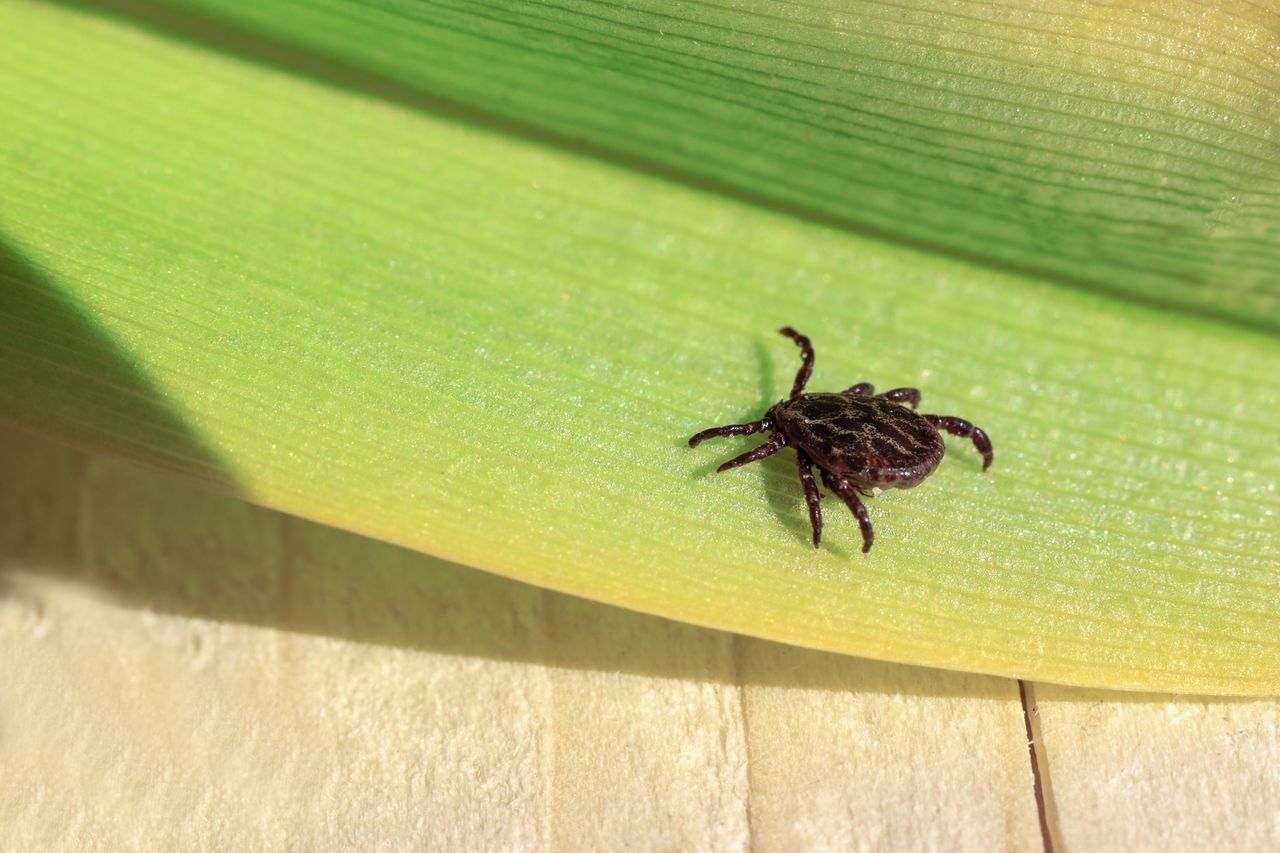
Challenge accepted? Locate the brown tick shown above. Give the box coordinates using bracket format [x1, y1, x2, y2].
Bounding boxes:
[689, 327, 993, 553]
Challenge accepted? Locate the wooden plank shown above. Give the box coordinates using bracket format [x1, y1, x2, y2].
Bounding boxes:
[1033, 683, 1280, 851]
[736, 642, 1039, 850]
[0, 425, 1039, 847]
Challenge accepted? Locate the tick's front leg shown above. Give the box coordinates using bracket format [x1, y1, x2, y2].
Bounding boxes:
[923, 415, 994, 471]
[712, 431, 788, 474]
[820, 469, 875, 553]
[688, 417, 772, 448]
[795, 450, 823, 549]
[778, 327, 815, 398]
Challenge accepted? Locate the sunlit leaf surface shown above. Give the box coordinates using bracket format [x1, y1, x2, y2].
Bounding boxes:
[1, 0, 1277, 694]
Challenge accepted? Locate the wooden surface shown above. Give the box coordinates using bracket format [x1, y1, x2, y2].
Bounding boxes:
[1, 423, 1276, 850]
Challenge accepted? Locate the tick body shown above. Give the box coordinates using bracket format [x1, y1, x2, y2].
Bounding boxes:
[689, 328, 993, 553]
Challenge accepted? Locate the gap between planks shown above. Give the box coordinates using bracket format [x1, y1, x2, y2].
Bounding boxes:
[1020, 679, 1065, 852]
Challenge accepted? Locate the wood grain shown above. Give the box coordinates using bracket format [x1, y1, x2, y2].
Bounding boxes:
[1034, 683, 1280, 851]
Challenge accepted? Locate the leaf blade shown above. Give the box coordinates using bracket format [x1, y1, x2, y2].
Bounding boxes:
[96, 0, 1280, 327]
[1, 1, 1277, 694]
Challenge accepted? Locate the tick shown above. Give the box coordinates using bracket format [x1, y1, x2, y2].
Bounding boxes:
[689, 327, 993, 553]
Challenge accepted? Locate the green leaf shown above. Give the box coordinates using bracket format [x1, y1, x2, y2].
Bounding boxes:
[81, 0, 1280, 327]
[1, 0, 1277, 694]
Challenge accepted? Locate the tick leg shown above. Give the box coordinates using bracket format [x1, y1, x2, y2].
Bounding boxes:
[842, 382, 875, 396]
[820, 470, 875, 553]
[795, 450, 823, 549]
[879, 387, 921, 409]
[688, 417, 772, 448]
[924, 415, 994, 471]
[778, 327, 814, 398]
[713, 431, 788, 474]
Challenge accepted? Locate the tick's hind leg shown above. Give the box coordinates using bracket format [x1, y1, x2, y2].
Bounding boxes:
[795, 450, 823, 549]
[712, 431, 788, 474]
[924, 415, 994, 471]
[843, 382, 875, 396]
[688, 417, 772, 448]
[820, 469, 875, 553]
[879, 387, 921, 409]
[778, 327, 815, 398]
